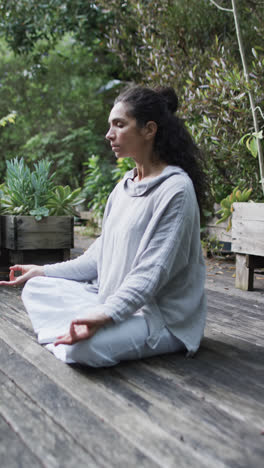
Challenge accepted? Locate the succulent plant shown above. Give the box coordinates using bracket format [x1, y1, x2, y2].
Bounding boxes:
[0, 157, 83, 221]
[215, 186, 253, 231]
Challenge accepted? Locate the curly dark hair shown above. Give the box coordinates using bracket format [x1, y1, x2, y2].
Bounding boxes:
[115, 86, 206, 218]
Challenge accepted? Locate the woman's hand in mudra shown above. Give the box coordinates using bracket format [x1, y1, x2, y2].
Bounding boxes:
[54, 313, 112, 346]
[0, 264, 44, 287]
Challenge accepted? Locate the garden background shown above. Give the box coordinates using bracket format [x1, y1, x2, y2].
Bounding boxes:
[0, 0, 263, 226]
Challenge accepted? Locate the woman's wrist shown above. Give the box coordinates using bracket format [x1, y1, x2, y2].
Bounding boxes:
[33, 265, 45, 277]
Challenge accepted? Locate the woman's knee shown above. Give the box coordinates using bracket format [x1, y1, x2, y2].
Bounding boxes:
[68, 315, 150, 367]
[69, 336, 119, 368]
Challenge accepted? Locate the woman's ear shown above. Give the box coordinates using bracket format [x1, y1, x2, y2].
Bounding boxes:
[143, 121, 158, 140]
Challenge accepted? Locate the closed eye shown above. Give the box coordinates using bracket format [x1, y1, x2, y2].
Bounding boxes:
[108, 118, 127, 129]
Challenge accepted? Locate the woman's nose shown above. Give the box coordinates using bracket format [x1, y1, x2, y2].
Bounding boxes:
[105, 128, 114, 141]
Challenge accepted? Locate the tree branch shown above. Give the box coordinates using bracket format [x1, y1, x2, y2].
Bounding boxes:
[231, 0, 264, 193]
[208, 0, 233, 12]
[254, 106, 264, 121]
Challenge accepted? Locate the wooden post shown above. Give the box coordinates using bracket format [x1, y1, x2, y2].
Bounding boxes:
[235, 254, 254, 291]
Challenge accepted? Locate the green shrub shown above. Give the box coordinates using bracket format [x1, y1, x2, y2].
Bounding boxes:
[83, 155, 135, 221]
[82, 155, 116, 219]
[0, 35, 120, 187]
[0, 157, 83, 220]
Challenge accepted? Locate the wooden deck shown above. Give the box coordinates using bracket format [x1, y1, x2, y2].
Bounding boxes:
[0, 253, 264, 468]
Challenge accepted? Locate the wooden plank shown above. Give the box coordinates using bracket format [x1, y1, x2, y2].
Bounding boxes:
[2, 216, 74, 250]
[0, 319, 223, 468]
[0, 285, 24, 303]
[207, 289, 264, 345]
[206, 281, 264, 305]
[206, 289, 264, 337]
[0, 337, 157, 468]
[206, 288, 264, 312]
[104, 359, 264, 468]
[206, 306, 264, 345]
[232, 203, 264, 256]
[0, 247, 10, 280]
[112, 352, 264, 428]
[8, 249, 71, 266]
[79, 211, 94, 221]
[232, 202, 264, 221]
[0, 306, 262, 466]
[201, 334, 264, 374]
[90, 358, 264, 466]
[235, 254, 254, 290]
[0, 415, 43, 468]
[0, 301, 36, 338]
[205, 216, 231, 243]
[1, 280, 264, 467]
[0, 370, 100, 468]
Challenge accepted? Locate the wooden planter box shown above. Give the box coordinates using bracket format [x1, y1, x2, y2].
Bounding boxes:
[0, 215, 74, 275]
[231, 202, 264, 290]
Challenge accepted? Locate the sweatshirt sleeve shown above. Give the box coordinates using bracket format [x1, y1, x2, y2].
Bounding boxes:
[93, 184, 197, 322]
[43, 184, 118, 282]
[44, 236, 100, 281]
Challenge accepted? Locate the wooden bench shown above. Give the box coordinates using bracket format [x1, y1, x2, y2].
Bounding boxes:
[235, 253, 264, 291]
[232, 203, 264, 291]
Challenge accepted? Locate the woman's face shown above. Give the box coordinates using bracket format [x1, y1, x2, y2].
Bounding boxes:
[106, 102, 148, 159]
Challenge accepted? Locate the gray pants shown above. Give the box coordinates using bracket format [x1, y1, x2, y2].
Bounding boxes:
[22, 276, 185, 368]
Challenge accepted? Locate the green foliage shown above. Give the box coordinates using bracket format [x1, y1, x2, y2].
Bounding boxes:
[0, 0, 110, 55]
[47, 185, 84, 216]
[1, 0, 264, 218]
[0, 157, 83, 220]
[201, 235, 224, 258]
[182, 39, 264, 203]
[0, 35, 120, 186]
[240, 130, 263, 159]
[95, 0, 264, 87]
[83, 155, 116, 219]
[83, 155, 135, 220]
[112, 157, 135, 182]
[0, 112, 16, 127]
[95, 0, 264, 208]
[0, 157, 55, 219]
[215, 186, 253, 232]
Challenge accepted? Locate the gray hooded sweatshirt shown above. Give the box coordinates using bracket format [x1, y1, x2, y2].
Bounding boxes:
[45, 165, 207, 354]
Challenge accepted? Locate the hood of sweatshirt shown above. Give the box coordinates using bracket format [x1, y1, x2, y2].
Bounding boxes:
[123, 165, 186, 197]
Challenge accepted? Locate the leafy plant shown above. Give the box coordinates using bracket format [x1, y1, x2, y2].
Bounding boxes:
[240, 130, 263, 159]
[201, 235, 224, 258]
[0, 157, 83, 220]
[96, 0, 264, 206]
[112, 157, 135, 183]
[0, 112, 16, 127]
[183, 39, 264, 204]
[215, 186, 252, 231]
[82, 155, 116, 220]
[47, 185, 84, 216]
[0, 158, 55, 219]
[208, 0, 264, 195]
[83, 155, 136, 221]
[0, 35, 118, 186]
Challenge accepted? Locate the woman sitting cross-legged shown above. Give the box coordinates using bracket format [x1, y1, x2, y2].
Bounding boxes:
[0, 86, 207, 367]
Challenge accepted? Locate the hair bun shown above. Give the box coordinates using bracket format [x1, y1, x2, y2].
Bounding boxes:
[156, 87, 178, 114]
